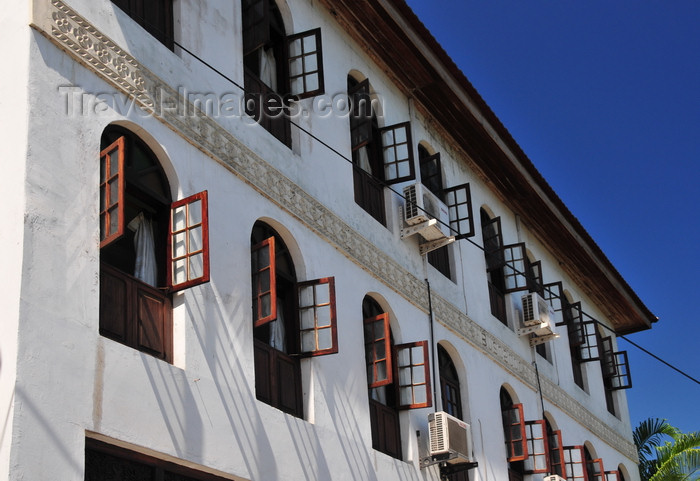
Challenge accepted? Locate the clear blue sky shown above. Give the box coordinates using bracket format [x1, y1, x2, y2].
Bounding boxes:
[404, 1, 700, 434]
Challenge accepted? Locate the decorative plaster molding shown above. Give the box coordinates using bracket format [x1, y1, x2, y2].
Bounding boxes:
[30, 0, 637, 462]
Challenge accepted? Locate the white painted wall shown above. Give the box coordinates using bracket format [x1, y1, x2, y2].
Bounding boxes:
[3, 0, 641, 480]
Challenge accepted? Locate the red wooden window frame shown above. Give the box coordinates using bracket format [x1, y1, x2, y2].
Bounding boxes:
[605, 471, 621, 481]
[548, 429, 566, 477]
[502, 243, 529, 293]
[364, 313, 392, 388]
[251, 236, 277, 327]
[563, 445, 589, 481]
[444, 183, 475, 239]
[349, 78, 372, 151]
[297, 277, 337, 356]
[503, 403, 528, 462]
[380, 122, 415, 185]
[524, 420, 549, 474]
[394, 340, 432, 409]
[286, 28, 325, 99]
[167, 191, 210, 292]
[588, 458, 605, 481]
[99, 136, 126, 248]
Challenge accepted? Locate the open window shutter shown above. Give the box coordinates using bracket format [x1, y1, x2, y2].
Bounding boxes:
[242, 0, 269, 56]
[99, 136, 126, 248]
[419, 152, 443, 194]
[251, 236, 277, 327]
[578, 321, 601, 362]
[297, 277, 337, 356]
[167, 191, 210, 292]
[524, 420, 550, 474]
[502, 243, 529, 293]
[364, 313, 392, 388]
[483, 216, 504, 268]
[349, 79, 372, 151]
[607, 350, 632, 390]
[600, 336, 617, 378]
[286, 28, 324, 99]
[605, 471, 621, 481]
[543, 281, 563, 312]
[548, 429, 565, 477]
[528, 260, 543, 295]
[444, 183, 475, 239]
[563, 446, 589, 481]
[588, 458, 605, 481]
[394, 340, 432, 409]
[379, 122, 415, 185]
[503, 403, 528, 462]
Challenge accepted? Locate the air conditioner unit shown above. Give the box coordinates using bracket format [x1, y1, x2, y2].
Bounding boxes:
[428, 411, 474, 464]
[519, 292, 558, 342]
[521, 292, 553, 327]
[403, 182, 450, 241]
[544, 476, 566, 481]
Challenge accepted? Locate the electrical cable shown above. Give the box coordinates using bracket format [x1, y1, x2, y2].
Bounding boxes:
[172, 40, 699, 389]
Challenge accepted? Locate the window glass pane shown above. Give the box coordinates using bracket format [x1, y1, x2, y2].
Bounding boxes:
[189, 253, 203, 279]
[172, 205, 187, 231]
[173, 232, 187, 258]
[173, 258, 187, 285]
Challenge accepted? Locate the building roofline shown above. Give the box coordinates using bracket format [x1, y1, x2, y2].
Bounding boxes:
[321, 0, 657, 333]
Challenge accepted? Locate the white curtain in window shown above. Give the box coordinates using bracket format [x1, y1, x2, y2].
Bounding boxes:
[269, 297, 286, 352]
[129, 212, 157, 286]
[357, 145, 372, 174]
[259, 47, 277, 91]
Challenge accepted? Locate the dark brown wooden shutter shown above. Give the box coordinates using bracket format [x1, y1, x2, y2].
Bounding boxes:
[349, 79, 372, 151]
[604, 471, 621, 481]
[443, 183, 475, 239]
[136, 283, 172, 362]
[242, 0, 270, 55]
[297, 277, 338, 356]
[364, 313, 392, 388]
[379, 122, 415, 185]
[251, 236, 277, 327]
[99, 136, 126, 248]
[99, 263, 128, 342]
[482, 216, 504, 268]
[578, 321, 601, 362]
[502, 243, 529, 293]
[167, 191, 210, 292]
[420, 152, 443, 194]
[394, 340, 432, 409]
[286, 28, 324, 98]
[542, 281, 563, 312]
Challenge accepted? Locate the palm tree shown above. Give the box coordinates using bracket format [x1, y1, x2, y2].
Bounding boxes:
[633, 418, 700, 481]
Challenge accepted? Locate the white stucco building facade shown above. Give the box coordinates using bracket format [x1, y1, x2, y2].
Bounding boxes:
[0, 1, 657, 480]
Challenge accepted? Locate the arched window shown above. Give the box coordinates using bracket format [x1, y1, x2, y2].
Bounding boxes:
[585, 446, 604, 481]
[438, 345, 462, 419]
[251, 221, 338, 417]
[481, 209, 506, 324]
[362, 295, 432, 459]
[242, 0, 325, 147]
[500, 387, 527, 481]
[348, 75, 416, 226]
[99, 125, 209, 363]
[545, 418, 565, 477]
[420, 145, 450, 278]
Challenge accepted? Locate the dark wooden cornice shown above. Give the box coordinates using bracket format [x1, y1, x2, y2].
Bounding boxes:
[319, 0, 656, 334]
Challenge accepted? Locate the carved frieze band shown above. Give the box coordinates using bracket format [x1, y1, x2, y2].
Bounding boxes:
[30, 0, 636, 462]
